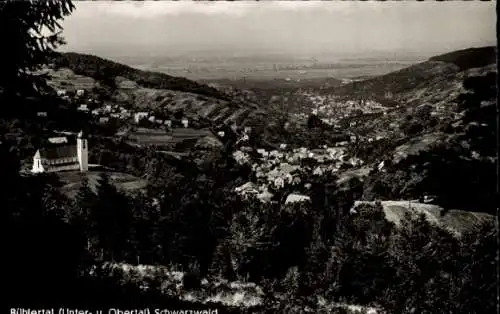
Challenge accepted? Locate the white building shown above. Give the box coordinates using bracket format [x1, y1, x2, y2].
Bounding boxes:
[98, 117, 110, 124]
[32, 130, 88, 173]
[182, 118, 189, 128]
[313, 166, 324, 176]
[285, 194, 311, 205]
[134, 112, 149, 124]
[274, 177, 285, 189]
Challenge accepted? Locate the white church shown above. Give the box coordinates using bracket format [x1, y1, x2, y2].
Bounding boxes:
[31, 130, 88, 173]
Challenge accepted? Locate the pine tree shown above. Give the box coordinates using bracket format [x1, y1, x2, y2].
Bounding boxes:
[92, 172, 133, 262]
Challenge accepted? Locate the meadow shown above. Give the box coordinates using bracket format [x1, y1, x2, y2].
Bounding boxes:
[127, 127, 214, 146]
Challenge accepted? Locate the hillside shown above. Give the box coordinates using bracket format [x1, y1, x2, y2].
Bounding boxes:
[46, 52, 268, 128]
[353, 201, 494, 236]
[52, 52, 228, 100]
[327, 46, 496, 99]
[342, 47, 497, 214]
[429, 46, 497, 70]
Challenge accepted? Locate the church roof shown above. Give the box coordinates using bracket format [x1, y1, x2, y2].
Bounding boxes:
[39, 145, 77, 159]
[48, 136, 68, 144]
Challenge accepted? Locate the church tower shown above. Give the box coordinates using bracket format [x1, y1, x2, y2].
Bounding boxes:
[77, 130, 88, 172]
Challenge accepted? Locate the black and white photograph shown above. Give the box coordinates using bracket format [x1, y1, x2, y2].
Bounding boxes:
[2, 1, 497, 313]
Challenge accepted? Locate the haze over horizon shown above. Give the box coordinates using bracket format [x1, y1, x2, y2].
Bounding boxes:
[59, 1, 496, 61]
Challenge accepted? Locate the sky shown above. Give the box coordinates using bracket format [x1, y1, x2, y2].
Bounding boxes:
[58, 1, 496, 59]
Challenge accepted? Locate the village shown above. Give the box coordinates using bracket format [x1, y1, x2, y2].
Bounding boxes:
[37, 87, 220, 133]
[231, 139, 366, 204]
[30, 85, 439, 209]
[291, 91, 391, 127]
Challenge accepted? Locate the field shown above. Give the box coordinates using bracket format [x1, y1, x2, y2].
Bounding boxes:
[144, 62, 417, 81]
[354, 200, 494, 235]
[57, 169, 147, 197]
[127, 127, 215, 146]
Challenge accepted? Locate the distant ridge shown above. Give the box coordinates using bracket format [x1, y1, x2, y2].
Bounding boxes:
[51, 52, 230, 101]
[428, 46, 497, 70]
[325, 46, 497, 98]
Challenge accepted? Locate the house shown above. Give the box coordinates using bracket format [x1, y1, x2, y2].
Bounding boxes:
[56, 89, 66, 96]
[164, 120, 172, 128]
[236, 134, 249, 144]
[313, 166, 324, 176]
[32, 130, 88, 173]
[148, 116, 156, 123]
[134, 112, 149, 124]
[269, 150, 279, 158]
[235, 182, 259, 198]
[256, 189, 274, 203]
[233, 150, 250, 165]
[37, 111, 48, 117]
[274, 177, 285, 189]
[285, 194, 311, 205]
[292, 176, 301, 185]
[279, 143, 287, 150]
[76, 89, 85, 97]
[217, 131, 225, 138]
[104, 105, 113, 113]
[98, 117, 110, 124]
[120, 110, 130, 118]
[77, 104, 88, 112]
[181, 118, 189, 128]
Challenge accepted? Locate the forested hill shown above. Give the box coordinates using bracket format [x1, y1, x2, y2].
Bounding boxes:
[45, 52, 267, 127]
[429, 46, 497, 70]
[326, 46, 496, 98]
[51, 52, 230, 100]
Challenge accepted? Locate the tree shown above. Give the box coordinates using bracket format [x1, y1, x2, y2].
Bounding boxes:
[381, 213, 461, 313]
[458, 72, 497, 158]
[71, 175, 97, 251]
[307, 114, 323, 129]
[0, 0, 74, 98]
[91, 173, 133, 262]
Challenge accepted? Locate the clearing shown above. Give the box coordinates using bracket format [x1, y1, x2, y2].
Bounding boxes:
[57, 169, 147, 197]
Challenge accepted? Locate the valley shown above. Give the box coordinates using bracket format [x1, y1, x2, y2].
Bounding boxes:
[2, 6, 496, 311]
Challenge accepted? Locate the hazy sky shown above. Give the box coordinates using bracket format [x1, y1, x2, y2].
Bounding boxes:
[59, 1, 496, 59]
